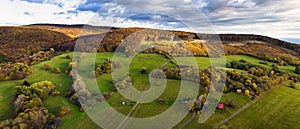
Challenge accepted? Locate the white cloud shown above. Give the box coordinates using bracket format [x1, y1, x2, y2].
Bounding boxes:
[0, 0, 299, 40]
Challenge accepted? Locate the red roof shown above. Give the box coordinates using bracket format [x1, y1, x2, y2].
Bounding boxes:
[218, 104, 224, 109]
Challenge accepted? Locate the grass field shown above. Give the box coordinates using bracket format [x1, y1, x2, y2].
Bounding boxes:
[226, 55, 297, 74]
[0, 52, 101, 128]
[173, 92, 250, 129]
[224, 82, 300, 129]
[176, 54, 297, 74]
[0, 52, 298, 129]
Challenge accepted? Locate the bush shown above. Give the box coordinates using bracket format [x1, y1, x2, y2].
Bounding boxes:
[54, 67, 61, 74]
[244, 90, 250, 96]
[272, 64, 279, 70]
[295, 66, 300, 74]
[140, 67, 147, 74]
[55, 106, 71, 116]
[259, 61, 268, 65]
[65, 55, 71, 59]
[239, 59, 246, 63]
[225, 98, 238, 108]
[44, 64, 51, 71]
[23, 80, 30, 86]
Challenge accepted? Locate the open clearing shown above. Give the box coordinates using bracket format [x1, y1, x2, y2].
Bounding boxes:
[224, 82, 300, 129]
[0, 52, 298, 129]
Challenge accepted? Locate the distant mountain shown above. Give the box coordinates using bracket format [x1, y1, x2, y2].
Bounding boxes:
[1, 25, 300, 65]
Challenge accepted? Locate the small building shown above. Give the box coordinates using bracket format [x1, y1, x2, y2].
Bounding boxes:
[121, 101, 132, 105]
[158, 99, 165, 104]
[218, 104, 224, 109]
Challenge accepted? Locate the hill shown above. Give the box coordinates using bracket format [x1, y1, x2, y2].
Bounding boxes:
[53, 27, 300, 65]
[0, 25, 300, 128]
[0, 27, 73, 62]
[1, 25, 300, 66]
[25, 24, 118, 38]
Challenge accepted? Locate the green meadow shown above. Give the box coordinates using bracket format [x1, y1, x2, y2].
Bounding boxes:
[0, 52, 298, 129]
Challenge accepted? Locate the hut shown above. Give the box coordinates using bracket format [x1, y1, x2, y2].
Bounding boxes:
[236, 89, 242, 93]
[158, 99, 165, 104]
[218, 104, 224, 109]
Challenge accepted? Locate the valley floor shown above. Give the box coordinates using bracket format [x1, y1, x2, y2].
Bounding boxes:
[0, 52, 299, 129]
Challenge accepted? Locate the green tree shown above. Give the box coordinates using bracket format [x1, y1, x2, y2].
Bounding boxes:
[244, 90, 250, 96]
[295, 66, 300, 74]
[65, 55, 71, 59]
[54, 67, 61, 74]
[55, 106, 71, 117]
[43, 64, 51, 71]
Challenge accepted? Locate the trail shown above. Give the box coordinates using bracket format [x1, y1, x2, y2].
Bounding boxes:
[179, 111, 196, 129]
[116, 92, 146, 129]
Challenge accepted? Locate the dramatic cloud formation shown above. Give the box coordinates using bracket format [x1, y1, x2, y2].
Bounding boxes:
[1, 0, 300, 43]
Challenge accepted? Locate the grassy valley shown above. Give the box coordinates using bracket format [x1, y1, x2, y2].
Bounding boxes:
[0, 26, 300, 129]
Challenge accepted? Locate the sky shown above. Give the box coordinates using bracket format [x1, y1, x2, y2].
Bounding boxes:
[1, 0, 300, 43]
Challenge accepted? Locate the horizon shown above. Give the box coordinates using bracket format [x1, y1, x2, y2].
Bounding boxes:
[1, 23, 300, 44]
[1, 0, 300, 44]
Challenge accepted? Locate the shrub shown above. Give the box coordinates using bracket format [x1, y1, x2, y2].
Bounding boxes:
[54, 67, 61, 74]
[295, 66, 300, 74]
[23, 80, 30, 86]
[244, 90, 250, 96]
[55, 106, 71, 116]
[259, 61, 268, 65]
[65, 55, 71, 59]
[44, 64, 51, 71]
[272, 64, 279, 70]
[140, 67, 147, 74]
[225, 98, 238, 108]
[278, 60, 285, 66]
[220, 125, 228, 129]
[239, 59, 246, 63]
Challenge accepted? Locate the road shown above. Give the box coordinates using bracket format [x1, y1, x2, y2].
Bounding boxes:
[213, 82, 285, 129]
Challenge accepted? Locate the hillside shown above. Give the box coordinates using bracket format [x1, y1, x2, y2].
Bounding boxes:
[0, 25, 300, 129]
[16, 24, 300, 54]
[1, 25, 300, 66]
[0, 27, 73, 62]
[25, 24, 117, 38]
[53, 27, 300, 65]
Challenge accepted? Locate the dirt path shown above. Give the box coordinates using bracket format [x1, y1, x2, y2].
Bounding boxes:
[213, 82, 286, 129]
[179, 111, 196, 129]
[116, 102, 141, 129]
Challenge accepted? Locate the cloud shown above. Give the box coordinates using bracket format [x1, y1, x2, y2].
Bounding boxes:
[23, 11, 33, 15]
[0, 0, 300, 41]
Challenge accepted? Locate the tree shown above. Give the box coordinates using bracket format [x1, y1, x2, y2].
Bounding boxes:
[272, 64, 279, 70]
[44, 64, 51, 71]
[140, 67, 147, 74]
[239, 59, 246, 63]
[23, 80, 30, 86]
[225, 98, 238, 108]
[50, 48, 55, 52]
[295, 66, 300, 74]
[54, 67, 61, 74]
[244, 90, 250, 96]
[55, 106, 71, 117]
[65, 55, 71, 59]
